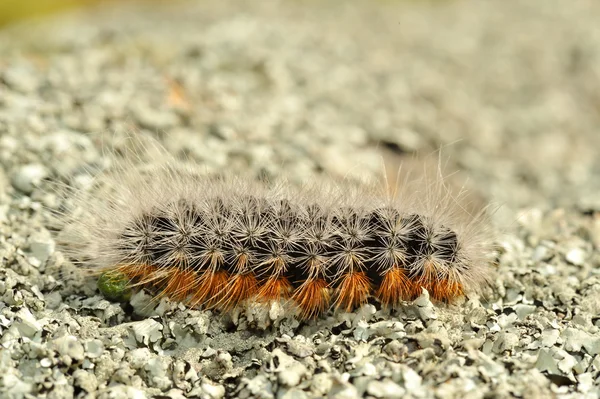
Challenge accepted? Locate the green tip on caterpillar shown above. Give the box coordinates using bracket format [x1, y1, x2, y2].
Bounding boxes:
[97, 271, 132, 302]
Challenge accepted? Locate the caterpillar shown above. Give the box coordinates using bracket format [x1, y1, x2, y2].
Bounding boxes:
[57, 139, 494, 320]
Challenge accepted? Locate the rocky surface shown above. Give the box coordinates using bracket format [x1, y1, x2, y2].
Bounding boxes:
[1, 0, 600, 398]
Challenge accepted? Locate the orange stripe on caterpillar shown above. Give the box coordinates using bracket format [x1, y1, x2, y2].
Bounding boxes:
[217, 272, 258, 310]
[190, 270, 229, 309]
[116, 263, 158, 286]
[334, 271, 372, 312]
[429, 278, 465, 303]
[375, 266, 415, 307]
[257, 277, 293, 302]
[160, 268, 198, 302]
[292, 278, 330, 319]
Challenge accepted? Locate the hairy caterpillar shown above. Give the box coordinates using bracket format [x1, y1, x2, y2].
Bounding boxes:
[57, 138, 494, 320]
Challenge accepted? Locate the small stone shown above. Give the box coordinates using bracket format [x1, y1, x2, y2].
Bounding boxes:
[202, 347, 217, 358]
[541, 329, 560, 347]
[14, 307, 43, 338]
[328, 376, 358, 399]
[565, 248, 586, 266]
[0, 374, 33, 397]
[145, 357, 171, 390]
[562, 327, 600, 355]
[12, 163, 48, 194]
[311, 373, 333, 396]
[402, 366, 423, 394]
[128, 348, 153, 369]
[272, 348, 308, 387]
[2, 65, 40, 92]
[28, 231, 55, 265]
[412, 289, 437, 321]
[514, 304, 536, 320]
[367, 379, 406, 399]
[84, 339, 105, 358]
[101, 385, 146, 399]
[215, 352, 233, 370]
[244, 374, 274, 399]
[201, 379, 225, 399]
[73, 369, 98, 393]
[577, 373, 594, 393]
[128, 319, 163, 346]
[536, 349, 560, 375]
[556, 350, 578, 374]
[286, 337, 315, 358]
[53, 335, 85, 361]
[492, 332, 519, 353]
[279, 388, 308, 399]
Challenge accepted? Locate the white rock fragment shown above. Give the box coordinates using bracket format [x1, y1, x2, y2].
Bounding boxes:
[311, 373, 333, 396]
[563, 328, 600, 355]
[367, 379, 406, 398]
[2, 65, 40, 92]
[145, 357, 172, 390]
[73, 369, 98, 393]
[286, 336, 315, 358]
[1, 374, 33, 397]
[556, 349, 578, 375]
[536, 349, 560, 375]
[477, 353, 505, 378]
[28, 231, 55, 265]
[40, 357, 52, 367]
[14, 307, 43, 338]
[565, 247, 586, 266]
[129, 290, 159, 317]
[128, 348, 153, 369]
[328, 375, 358, 399]
[279, 387, 308, 399]
[402, 366, 424, 395]
[541, 329, 560, 347]
[101, 385, 147, 399]
[577, 372, 594, 394]
[271, 348, 308, 387]
[53, 335, 85, 361]
[412, 289, 437, 321]
[514, 304, 536, 319]
[497, 312, 518, 328]
[493, 332, 519, 353]
[244, 374, 274, 399]
[215, 351, 233, 370]
[201, 379, 225, 399]
[11, 163, 48, 193]
[128, 319, 163, 346]
[84, 339, 105, 358]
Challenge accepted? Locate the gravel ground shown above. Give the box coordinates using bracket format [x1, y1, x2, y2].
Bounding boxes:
[1, 0, 600, 398]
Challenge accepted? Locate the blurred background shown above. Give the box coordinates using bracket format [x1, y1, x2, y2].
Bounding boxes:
[1, 0, 600, 217]
[0, 0, 165, 27]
